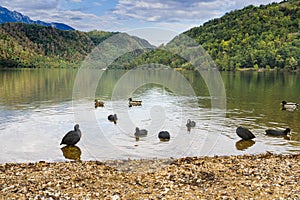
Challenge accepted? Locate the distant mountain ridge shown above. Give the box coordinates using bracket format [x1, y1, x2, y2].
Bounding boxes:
[0, 6, 74, 31]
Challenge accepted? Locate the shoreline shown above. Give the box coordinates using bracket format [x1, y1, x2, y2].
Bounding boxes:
[1, 153, 299, 199]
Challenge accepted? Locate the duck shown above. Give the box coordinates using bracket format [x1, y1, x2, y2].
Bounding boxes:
[94, 99, 104, 108]
[134, 127, 148, 137]
[158, 131, 170, 141]
[265, 128, 291, 136]
[60, 124, 81, 146]
[108, 114, 118, 124]
[128, 98, 142, 106]
[186, 119, 196, 128]
[236, 126, 255, 140]
[281, 101, 298, 111]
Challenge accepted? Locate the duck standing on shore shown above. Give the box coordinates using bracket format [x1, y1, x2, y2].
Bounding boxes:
[60, 124, 81, 146]
[128, 98, 142, 107]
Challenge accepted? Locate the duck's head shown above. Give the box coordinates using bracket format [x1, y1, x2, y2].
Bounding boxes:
[74, 124, 80, 130]
[284, 128, 291, 134]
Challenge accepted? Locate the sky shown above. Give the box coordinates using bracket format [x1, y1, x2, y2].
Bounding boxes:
[1, 0, 283, 45]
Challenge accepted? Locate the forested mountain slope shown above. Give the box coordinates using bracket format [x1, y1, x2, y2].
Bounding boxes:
[184, 0, 300, 70]
[0, 23, 153, 68]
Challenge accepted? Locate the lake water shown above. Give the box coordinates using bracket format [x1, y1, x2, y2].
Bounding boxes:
[0, 68, 299, 163]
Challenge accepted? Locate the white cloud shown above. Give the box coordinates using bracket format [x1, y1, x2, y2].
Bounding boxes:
[1, 0, 58, 11]
[0, 0, 113, 31]
[0, 0, 285, 34]
[113, 0, 235, 23]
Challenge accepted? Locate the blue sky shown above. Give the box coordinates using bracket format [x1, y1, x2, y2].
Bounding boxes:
[1, 0, 282, 45]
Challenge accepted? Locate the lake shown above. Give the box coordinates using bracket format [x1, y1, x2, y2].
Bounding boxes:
[0, 68, 299, 163]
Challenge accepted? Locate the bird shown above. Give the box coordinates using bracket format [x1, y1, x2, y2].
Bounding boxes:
[158, 131, 170, 141]
[236, 126, 255, 140]
[94, 99, 104, 108]
[128, 98, 142, 106]
[134, 127, 148, 137]
[108, 114, 118, 124]
[265, 128, 291, 136]
[186, 119, 196, 128]
[60, 124, 81, 146]
[281, 101, 298, 111]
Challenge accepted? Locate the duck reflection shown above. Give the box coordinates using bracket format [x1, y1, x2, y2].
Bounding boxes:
[61, 145, 81, 161]
[235, 139, 255, 151]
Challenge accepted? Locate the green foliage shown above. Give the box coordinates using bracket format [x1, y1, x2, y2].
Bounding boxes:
[109, 0, 300, 71]
[184, 0, 300, 70]
[0, 23, 116, 68]
[1, 0, 299, 70]
[86, 30, 117, 45]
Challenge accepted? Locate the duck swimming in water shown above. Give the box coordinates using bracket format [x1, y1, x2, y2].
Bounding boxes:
[94, 99, 104, 108]
[108, 114, 118, 124]
[60, 124, 81, 146]
[236, 126, 255, 140]
[265, 128, 291, 136]
[158, 131, 170, 141]
[186, 119, 196, 127]
[186, 119, 196, 131]
[281, 101, 298, 111]
[134, 127, 148, 137]
[128, 98, 142, 107]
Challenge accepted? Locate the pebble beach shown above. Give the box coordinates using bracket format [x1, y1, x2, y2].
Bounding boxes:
[1, 153, 299, 199]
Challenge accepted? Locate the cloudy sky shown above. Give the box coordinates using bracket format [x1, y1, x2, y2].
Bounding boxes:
[1, 0, 282, 45]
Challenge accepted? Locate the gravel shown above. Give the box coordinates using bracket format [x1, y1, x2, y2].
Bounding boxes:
[0, 153, 299, 199]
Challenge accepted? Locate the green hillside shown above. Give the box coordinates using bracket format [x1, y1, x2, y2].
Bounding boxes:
[1, 0, 299, 70]
[0, 23, 117, 68]
[120, 0, 300, 71]
[184, 0, 300, 70]
[0, 23, 154, 68]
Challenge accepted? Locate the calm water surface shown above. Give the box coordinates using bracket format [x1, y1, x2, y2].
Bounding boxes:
[0, 69, 299, 163]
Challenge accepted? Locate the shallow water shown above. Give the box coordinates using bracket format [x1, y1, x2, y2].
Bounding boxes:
[0, 69, 299, 163]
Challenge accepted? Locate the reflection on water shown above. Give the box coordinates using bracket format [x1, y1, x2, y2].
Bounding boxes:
[0, 69, 78, 107]
[0, 69, 300, 163]
[61, 146, 81, 161]
[235, 139, 256, 151]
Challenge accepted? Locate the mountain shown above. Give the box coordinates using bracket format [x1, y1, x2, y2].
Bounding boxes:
[0, 6, 74, 31]
[0, 23, 154, 68]
[183, 0, 300, 70]
[2, 1, 299, 70]
[112, 0, 299, 71]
